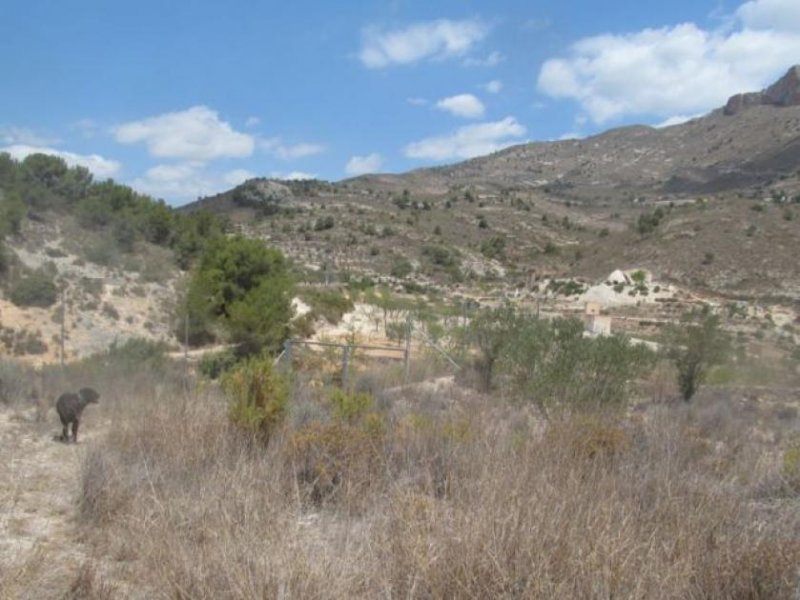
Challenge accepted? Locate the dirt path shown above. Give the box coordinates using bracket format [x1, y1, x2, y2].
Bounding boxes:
[0, 406, 108, 599]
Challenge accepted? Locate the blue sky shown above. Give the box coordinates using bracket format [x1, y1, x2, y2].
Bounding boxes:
[1, 0, 799, 205]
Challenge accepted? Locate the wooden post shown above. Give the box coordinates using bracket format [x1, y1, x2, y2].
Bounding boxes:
[283, 340, 293, 371]
[341, 344, 350, 389]
[60, 287, 66, 369]
[403, 319, 412, 383]
[183, 312, 189, 387]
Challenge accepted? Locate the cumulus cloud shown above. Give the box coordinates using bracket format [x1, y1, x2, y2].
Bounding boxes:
[1, 126, 61, 147]
[345, 153, 383, 176]
[462, 50, 504, 67]
[260, 138, 325, 160]
[436, 94, 486, 119]
[737, 0, 800, 32]
[537, 0, 800, 123]
[359, 19, 488, 68]
[482, 80, 503, 94]
[404, 116, 526, 161]
[129, 163, 219, 202]
[270, 171, 317, 181]
[655, 114, 702, 128]
[130, 163, 257, 203]
[2, 144, 121, 178]
[114, 106, 254, 161]
[224, 169, 256, 186]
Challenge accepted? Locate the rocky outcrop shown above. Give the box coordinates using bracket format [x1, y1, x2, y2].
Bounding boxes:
[724, 65, 800, 115]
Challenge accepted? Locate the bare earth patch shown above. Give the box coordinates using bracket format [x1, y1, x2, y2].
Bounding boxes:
[0, 407, 115, 599]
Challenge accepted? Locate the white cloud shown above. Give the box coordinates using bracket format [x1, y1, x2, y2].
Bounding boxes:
[537, 0, 800, 123]
[737, 0, 800, 32]
[359, 19, 489, 68]
[1, 126, 60, 146]
[407, 97, 428, 106]
[260, 138, 325, 160]
[130, 163, 256, 203]
[71, 119, 99, 138]
[2, 144, 120, 178]
[655, 114, 702, 128]
[404, 116, 526, 161]
[245, 116, 261, 127]
[557, 132, 584, 141]
[482, 80, 503, 94]
[522, 18, 552, 32]
[276, 143, 325, 160]
[224, 169, 256, 186]
[129, 163, 219, 201]
[436, 94, 486, 119]
[462, 50, 504, 67]
[345, 153, 383, 176]
[114, 106, 254, 161]
[270, 171, 317, 181]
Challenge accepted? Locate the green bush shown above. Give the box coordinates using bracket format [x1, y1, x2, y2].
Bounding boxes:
[391, 258, 413, 279]
[198, 348, 239, 379]
[329, 389, 374, 424]
[9, 269, 58, 307]
[182, 235, 293, 353]
[224, 356, 289, 442]
[102, 338, 170, 373]
[480, 235, 506, 260]
[298, 287, 354, 325]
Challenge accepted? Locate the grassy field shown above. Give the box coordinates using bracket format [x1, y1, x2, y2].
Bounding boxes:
[47, 354, 799, 599]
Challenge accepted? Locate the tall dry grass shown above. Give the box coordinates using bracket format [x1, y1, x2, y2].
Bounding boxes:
[77, 367, 800, 599]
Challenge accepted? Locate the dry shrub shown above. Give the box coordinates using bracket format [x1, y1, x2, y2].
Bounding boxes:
[76, 374, 800, 599]
[63, 561, 116, 600]
[289, 420, 384, 507]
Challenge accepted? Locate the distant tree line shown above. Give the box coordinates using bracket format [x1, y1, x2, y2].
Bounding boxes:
[0, 152, 227, 271]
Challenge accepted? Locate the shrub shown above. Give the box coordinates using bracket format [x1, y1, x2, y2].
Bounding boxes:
[422, 244, 459, 268]
[313, 215, 334, 231]
[329, 389, 374, 424]
[9, 269, 58, 307]
[224, 356, 289, 442]
[101, 337, 170, 374]
[502, 316, 654, 414]
[198, 348, 239, 379]
[480, 235, 506, 260]
[390, 258, 413, 279]
[543, 241, 559, 255]
[298, 287, 354, 325]
[636, 209, 664, 235]
[663, 309, 731, 401]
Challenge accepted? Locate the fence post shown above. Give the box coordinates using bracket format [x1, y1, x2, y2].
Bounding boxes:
[403, 319, 412, 383]
[283, 340, 293, 372]
[341, 344, 350, 389]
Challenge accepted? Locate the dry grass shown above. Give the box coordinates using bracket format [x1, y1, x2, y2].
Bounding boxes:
[71, 365, 800, 600]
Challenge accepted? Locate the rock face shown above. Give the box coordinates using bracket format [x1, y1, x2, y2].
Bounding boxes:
[724, 65, 800, 115]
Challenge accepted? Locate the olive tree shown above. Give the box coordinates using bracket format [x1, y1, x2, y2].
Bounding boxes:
[664, 309, 730, 401]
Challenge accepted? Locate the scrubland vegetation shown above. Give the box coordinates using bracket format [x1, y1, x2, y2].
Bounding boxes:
[0, 306, 791, 598]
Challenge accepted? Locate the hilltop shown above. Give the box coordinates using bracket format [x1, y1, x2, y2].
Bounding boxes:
[347, 65, 800, 199]
[181, 67, 800, 305]
[1, 67, 799, 363]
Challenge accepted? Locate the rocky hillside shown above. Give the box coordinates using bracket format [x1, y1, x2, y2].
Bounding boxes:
[348, 65, 800, 200]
